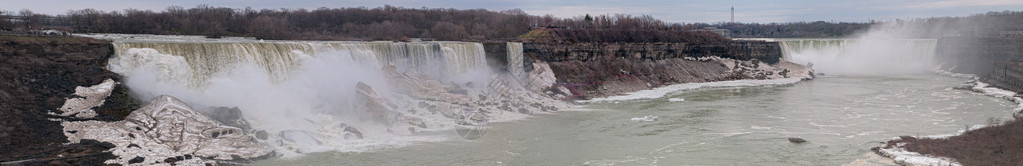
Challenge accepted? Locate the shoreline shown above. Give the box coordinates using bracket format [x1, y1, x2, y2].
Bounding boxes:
[579, 77, 806, 103]
[873, 69, 1023, 166]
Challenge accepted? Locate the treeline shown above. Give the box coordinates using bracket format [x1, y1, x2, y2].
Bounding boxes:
[1, 5, 716, 41]
[525, 29, 728, 43]
[711, 21, 872, 38]
[893, 10, 1023, 38]
[60, 5, 534, 40]
[2, 6, 721, 41]
[5, 5, 1020, 41]
[702, 10, 1023, 38]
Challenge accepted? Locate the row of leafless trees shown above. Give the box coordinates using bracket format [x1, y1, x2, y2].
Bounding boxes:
[709, 10, 1023, 38]
[539, 29, 729, 43]
[711, 21, 872, 38]
[4, 6, 1019, 40]
[1, 5, 724, 41]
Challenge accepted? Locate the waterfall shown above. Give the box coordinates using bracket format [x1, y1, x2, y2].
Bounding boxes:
[506, 42, 525, 79]
[104, 38, 495, 154]
[778, 38, 937, 74]
[109, 41, 489, 87]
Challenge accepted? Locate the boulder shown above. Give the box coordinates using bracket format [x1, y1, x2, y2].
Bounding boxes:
[339, 123, 364, 140]
[788, 137, 808, 143]
[204, 106, 253, 133]
[279, 130, 323, 146]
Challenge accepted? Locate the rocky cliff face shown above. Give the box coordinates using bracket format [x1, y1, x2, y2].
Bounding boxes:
[0, 35, 140, 164]
[936, 37, 1023, 92]
[520, 41, 800, 100]
[523, 41, 783, 64]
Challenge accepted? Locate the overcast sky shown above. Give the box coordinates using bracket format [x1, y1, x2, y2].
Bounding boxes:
[2, 0, 1022, 23]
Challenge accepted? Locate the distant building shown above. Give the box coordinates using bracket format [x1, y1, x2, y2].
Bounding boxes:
[693, 27, 731, 37]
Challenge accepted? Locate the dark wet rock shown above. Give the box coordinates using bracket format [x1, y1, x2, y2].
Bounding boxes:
[898, 135, 917, 142]
[407, 117, 428, 128]
[164, 157, 178, 163]
[129, 156, 145, 164]
[448, 82, 469, 95]
[7, 139, 118, 165]
[339, 123, 364, 139]
[95, 84, 142, 120]
[279, 130, 324, 145]
[518, 108, 531, 114]
[0, 36, 126, 164]
[527, 41, 792, 100]
[788, 137, 807, 143]
[255, 130, 269, 140]
[204, 106, 253, 133]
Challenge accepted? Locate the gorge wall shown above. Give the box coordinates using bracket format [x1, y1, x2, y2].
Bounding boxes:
[1, 35, 799, 164]
[936, 37, 1023, 92]
[0, 36, 140, 165]
[516, 41, 790, 100]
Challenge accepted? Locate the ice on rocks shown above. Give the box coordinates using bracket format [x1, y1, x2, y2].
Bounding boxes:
[61, 95, 273, 165]
[53, 79, 116, 118]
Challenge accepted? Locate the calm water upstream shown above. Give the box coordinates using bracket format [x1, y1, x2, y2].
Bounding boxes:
[256, 73, 1015, 165]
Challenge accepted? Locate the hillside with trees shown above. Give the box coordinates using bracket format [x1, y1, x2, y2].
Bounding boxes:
[3, 5, 1021, 40]
[0, 5, 867, 41]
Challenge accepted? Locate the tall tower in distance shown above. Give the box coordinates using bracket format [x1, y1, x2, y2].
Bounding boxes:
[730, 6, 734, 23]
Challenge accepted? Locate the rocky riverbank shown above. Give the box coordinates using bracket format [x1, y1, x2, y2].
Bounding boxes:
[0, 35, 139, 165]
[1, 34, 804, 164]
[874, 71, 1023, 166]
[874, 37, 1023, 165]
[520, 41, 809, 100]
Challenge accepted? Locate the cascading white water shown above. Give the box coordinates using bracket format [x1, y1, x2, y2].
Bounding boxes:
[779, 38, 937, 74]
[506, 42, 525, 79]
[109, 41, 488, 87]
[104, 36, 500, 156]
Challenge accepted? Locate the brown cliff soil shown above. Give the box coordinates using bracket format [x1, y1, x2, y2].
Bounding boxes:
[523, 41, 783, 64]
[547, 57, 731, 100]
[0, 35, 140, 164]
[880, 119, 1023, 165]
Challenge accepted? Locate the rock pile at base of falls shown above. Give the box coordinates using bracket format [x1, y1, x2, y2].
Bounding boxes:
[263, 65, 568, 155]
[54, 80, 274, 165]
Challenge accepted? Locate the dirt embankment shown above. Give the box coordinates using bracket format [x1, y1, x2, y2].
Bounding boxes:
[522, 41, 792, 100]
[0, 35, 139, 165]
[879, 119, 1023, 165]
[882, 36, 1023, 165]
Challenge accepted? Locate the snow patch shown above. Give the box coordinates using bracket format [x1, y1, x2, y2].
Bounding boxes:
[876, 144, 961, 166]
[52, 79, 116, 118]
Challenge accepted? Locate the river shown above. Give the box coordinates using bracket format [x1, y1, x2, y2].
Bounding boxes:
[256, 73, 1014, 165]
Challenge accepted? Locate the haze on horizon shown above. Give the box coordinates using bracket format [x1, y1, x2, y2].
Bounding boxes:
[2, 0, 1023, 24]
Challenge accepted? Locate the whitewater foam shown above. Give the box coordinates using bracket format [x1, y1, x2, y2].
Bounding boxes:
[580, 78, 803, 103]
